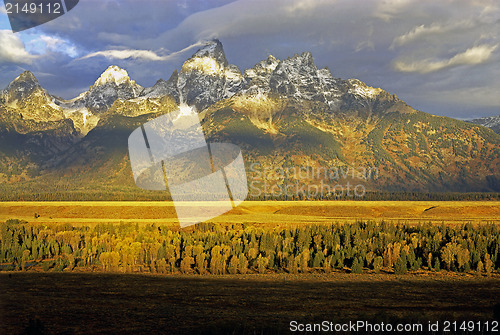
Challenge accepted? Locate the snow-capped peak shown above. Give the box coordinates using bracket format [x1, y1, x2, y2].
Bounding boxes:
[181, 39, 229, 75]
[191, 39, 227, 64]
[192, 40, 218, 57]
[94, 66, 132, 86]
[65, 65, 143, 114]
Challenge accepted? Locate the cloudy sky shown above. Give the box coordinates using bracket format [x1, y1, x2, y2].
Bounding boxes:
[0, 0, 499, 119]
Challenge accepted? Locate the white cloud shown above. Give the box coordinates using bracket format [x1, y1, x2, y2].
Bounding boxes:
[355, 40, 375, 52]
[153, 0, 359, 45]
[393, 44, 498, 73]
[391, 21, 475, 48]
[479, 4, 500, 24]
[27, 35, 79, 58]
[80, 49, 166, 61]
[373, 0, 413, 22]
[40, 35, 64, 49]
[285, 0, 334, 15]
[0, 30, 35, 64]
[79, 42, 205, 62]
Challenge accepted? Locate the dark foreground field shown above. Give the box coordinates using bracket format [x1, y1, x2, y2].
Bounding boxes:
[1, 273, 499, 335]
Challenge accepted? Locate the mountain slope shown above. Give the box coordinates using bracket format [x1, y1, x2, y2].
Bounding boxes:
[203, 98, 500, 193]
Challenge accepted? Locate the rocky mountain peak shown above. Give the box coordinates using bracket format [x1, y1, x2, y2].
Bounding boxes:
[268, 51, 335, 101]
[280, 52, 318, 73]
[173, 41, 245, 109]
[181, 39, 229, 75]
[251, 55, 280, 74]
[140, 73, 179, 101]
[295, 52, 314, 65]
[191, 39, 228, 67]
[4, 71, 43, 102]
[16, 70, 38, 82]
[0, 40, 412, 131]
[93, 66, 134, 87]
[167, 69, 179, 84]
[72, 66, 144, 114]
[1, 70, 66, 122]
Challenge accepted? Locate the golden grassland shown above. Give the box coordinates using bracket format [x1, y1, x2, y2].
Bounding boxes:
[0, 200, 499, 227]
[1, 201, 500, 334]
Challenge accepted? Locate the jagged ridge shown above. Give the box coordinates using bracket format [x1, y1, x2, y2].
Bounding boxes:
[1, 39, 500, 194]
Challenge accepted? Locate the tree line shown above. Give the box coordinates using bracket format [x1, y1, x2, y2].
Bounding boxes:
[0, 219, 499, 275]
[0, 187, 498, 202]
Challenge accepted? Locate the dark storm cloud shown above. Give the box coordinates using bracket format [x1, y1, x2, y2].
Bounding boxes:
[0, 0, 239, 96]
[0, 0, 498, 118]
[39, 0, 238, 50]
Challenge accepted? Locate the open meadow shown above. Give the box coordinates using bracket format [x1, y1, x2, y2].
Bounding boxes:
[1, 200, 499, 227]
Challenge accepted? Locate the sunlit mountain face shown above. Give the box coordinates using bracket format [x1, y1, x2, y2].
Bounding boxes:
[1, 40, 500, 198]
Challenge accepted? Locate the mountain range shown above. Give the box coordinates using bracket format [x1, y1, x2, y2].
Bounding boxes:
[1, 39, 500, 199]
[468, 115, 500, 135]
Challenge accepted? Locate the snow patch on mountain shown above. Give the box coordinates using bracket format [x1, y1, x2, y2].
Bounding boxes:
[141, 79, 170, 98]
[471, 115, 500, 128]
[182, 57, 224, 76]
[168, 39, 247, 110]
[67, 66, 143, 114]
[94, 66, 133, 86]
[347, 79, 383, 99]
[191, 39, 228, 66]
[244, 55, 280, 94]
[62, 107, 99, 135]
[265, 52, 344, 106]
[232, 92, 284, 134]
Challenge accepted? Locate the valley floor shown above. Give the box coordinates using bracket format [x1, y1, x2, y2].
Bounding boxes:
[0, 200, 499, 227]
[1, 201, 500, 334]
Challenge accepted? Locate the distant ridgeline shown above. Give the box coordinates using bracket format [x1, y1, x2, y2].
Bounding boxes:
[1, 220, 499, 275]
[1, 40, 500, 199]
